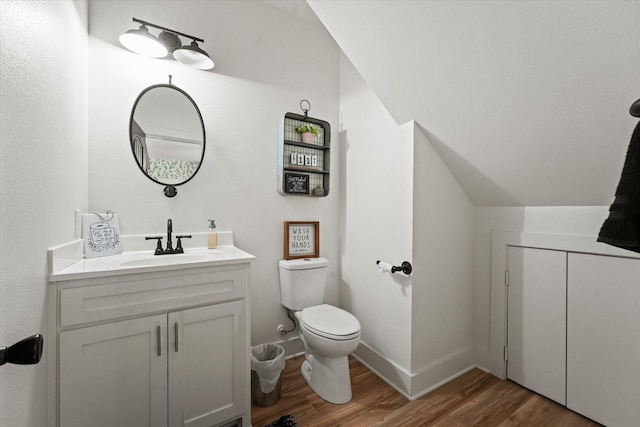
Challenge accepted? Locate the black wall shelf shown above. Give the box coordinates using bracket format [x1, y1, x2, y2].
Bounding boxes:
[283, 139, 330, 150]
[277, 113, 331, 197]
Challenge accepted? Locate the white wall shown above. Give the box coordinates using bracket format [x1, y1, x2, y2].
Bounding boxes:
[0, 1, 88, 426]
[309, 0, 631, 383]
[86, 0, 341, 350]
[308, 0, 640, 207]
[411, 125, 475, 394]
[1, 3, 623, 424]
[473, 206, 610, 368]
[339, 53, 476, 397]
[338, 53, 414, 373]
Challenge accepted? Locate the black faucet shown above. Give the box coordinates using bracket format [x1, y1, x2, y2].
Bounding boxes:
[145, 219, 192, 255]
[166, 219, 173, 252]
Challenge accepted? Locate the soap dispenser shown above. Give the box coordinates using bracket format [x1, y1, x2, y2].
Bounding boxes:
[208, 220, 217, 249]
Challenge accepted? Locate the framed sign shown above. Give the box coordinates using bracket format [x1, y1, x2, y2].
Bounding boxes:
[284, 221, 319, 259]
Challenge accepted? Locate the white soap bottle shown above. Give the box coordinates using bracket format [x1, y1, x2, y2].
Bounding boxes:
[208, 219, 217, 249]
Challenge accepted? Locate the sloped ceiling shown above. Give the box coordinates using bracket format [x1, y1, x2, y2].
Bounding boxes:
[306, 0, 640, 206]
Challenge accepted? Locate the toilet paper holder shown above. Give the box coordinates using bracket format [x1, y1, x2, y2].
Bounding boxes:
[376, 260, 413, 275]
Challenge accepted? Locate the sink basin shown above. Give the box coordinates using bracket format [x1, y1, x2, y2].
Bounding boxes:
[119, 253, 216, 268]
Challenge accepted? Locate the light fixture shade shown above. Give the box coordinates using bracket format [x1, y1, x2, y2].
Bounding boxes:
[173, 41, 214, 70]
[119, 25, 167, 58]
[158, 31, 181, 53]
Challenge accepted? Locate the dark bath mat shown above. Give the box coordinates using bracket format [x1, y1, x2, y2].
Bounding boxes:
[265, 414, 296, 427]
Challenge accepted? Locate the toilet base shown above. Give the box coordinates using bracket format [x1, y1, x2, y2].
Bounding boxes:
[300, 352, 352, 404]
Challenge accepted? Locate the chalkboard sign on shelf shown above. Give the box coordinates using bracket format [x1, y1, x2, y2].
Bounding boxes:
[285, 173, 309, 194]
[277, 111, 330, 197]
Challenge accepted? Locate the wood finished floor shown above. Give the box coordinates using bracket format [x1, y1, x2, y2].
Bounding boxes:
[251, 356, 601, 427]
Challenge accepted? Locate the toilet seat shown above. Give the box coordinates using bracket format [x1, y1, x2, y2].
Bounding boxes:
[300, 304, 361, 341]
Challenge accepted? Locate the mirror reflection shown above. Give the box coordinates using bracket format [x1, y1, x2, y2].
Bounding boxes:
[130, 84, 205, 186]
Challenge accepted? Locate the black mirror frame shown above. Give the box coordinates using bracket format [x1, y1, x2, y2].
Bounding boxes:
[129, 83, 206, 197]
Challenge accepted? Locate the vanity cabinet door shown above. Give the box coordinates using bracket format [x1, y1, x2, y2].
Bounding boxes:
[168, 300, 248, 427]
[59, 315, 168, 427]
[567, 253, 640, 427]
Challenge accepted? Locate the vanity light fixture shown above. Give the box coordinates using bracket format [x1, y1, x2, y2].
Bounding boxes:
[120, 18, 214, 70]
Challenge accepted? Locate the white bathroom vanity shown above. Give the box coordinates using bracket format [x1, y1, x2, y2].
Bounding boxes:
[48, 241, 254, 427]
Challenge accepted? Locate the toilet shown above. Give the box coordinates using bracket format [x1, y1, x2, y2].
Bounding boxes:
[279, 257, 361, 404]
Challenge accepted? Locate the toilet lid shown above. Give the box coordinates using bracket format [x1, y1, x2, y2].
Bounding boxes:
[300, 304, 361, 340]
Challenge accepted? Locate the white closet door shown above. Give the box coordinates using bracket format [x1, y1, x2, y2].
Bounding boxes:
[507, 246, 567, 405]
[567, 253, 640, 427]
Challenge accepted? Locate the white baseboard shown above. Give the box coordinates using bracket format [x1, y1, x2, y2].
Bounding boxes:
[473, 346, 492, 374]
[353, 342, 483, 401]
[409, 346, 476, 400]
[353, 342, 413, 399]
[276, 338, 490, 401]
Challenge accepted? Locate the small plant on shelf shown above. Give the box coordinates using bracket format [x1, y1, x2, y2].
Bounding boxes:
[295, 124, 319, 135]
[296, 124, 319, 143]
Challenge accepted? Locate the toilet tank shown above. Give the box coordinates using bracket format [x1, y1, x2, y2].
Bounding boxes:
[279, 258, 328, 310]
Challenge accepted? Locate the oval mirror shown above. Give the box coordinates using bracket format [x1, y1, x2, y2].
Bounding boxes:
[129, 84, 205, 196]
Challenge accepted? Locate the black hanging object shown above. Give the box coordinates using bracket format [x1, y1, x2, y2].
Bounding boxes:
[631, 98, 640, 118]
[598, 121, 640, 252]
[0, 334, 44, 366]
[300, 99, 310, 118]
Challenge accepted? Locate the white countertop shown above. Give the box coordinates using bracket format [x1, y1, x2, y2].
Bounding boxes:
[50, 245, 255, 282]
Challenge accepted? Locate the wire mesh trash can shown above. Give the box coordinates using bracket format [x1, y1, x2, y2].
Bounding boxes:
[250, 343, 285, 407]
